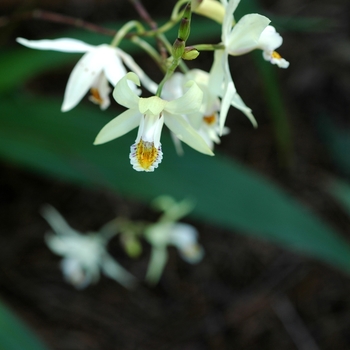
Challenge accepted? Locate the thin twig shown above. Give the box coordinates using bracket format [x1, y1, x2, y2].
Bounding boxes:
[272, 294, 320, 350]
[128, 0, 168, 60]
[0, 9, 116, 37]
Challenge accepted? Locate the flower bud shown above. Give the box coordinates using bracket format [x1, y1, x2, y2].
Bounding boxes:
[178, 3, 192, 42]
[172, 38, 185, 59]
[182, 48, 200, 60]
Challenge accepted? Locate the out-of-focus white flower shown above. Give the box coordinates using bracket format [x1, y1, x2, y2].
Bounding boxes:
[145, 222, 204, 284]
[94, 72, 213, 172]
[16, 37, 157, 112]
[163, 70, 230, 150]
[143, 196, 204, 284]
[42, 205, 135, 289]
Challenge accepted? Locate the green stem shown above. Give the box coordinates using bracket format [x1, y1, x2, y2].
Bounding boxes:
[110, 20, 145, 47]
[142, 0, 188, 37]
[156, 57, 181, 96]
[131, 36, 165, 71]
[192, 43, 225, 51]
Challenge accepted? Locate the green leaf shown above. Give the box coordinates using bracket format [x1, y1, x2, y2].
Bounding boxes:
[328, 178, 350, 215]
[235, 0, 333, 32]
[0, 299, 49, 350]
[2, 95, 350, 274]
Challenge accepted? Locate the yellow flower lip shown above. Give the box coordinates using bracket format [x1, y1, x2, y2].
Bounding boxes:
[272, 51, 282, 59]
[203, 114, 216, 125]
[89, 88, 103, 105]
[130, 139, 163, 172]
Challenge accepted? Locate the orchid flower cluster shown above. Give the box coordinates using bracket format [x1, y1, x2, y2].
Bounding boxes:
[42, 197, 204, 288]
[17, 0, 289, 172]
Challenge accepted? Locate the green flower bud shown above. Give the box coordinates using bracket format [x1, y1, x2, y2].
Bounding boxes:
[182, 48, 200, 60]
[178, 3, 192, 42]
[172, 38, 185, 59]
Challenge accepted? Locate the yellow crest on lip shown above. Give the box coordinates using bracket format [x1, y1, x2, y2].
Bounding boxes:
[271, 51, 282, 59]
[90, 88, 103, 105]
[130, 139, 163, 172]
[203, 114, 216, 125]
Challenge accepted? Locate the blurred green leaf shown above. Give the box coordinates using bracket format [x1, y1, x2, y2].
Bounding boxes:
[329, 179, 350, 215]
[0, 299, 49, 350]
[317, 113, 350, 177]
[2, 95, 350, 274]
[0, 49, 78, 93]
[236, 0, 333, 32]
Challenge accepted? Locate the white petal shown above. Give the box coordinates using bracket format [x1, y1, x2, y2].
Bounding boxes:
[258, 25, 283, 52]
[145, 247, 168, 284]
[167, 223, 205, 264]
[164, 112, 214, 155]
[186, 111, 205, 130]
[117, 48, 158, 94]
[208, 50, 225, 96]
[41, 205, 80, 237]
[112, 72, 140, 109]
[94, 108, 141, 145]
[61, 49, 105, 112]
[220, 73, 256, 132]
[45, 234, 71, 255]
[101, 47, 128, 86]
[230, 92, 256, 126]
[161, 72, 184, 100]
[226, 14, 270, 55]
[16, 37, 94, 53]
[135, 114, 164, 147]
[101, 253, 136, 288]
[166, 81, 203, 115]
[222, 0, 241, 42]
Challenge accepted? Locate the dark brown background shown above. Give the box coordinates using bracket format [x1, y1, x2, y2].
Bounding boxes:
[1, 0, 350, 349]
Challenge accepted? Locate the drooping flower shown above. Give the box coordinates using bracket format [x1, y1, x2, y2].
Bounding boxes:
[16, 37, 157, 112]
[223, 3, 289, 68]
[210, 0, 289, 133]
[94, 72, 214, 172]
[144, 195, 204, 284]
[42, 205, 136, 289]
[145, 222, 204, 283]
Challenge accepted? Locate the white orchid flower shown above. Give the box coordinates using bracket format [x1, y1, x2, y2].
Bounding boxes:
[225, 13, 289, 69]
[16, 37, 157, 112]
[211, 0, 289, 133]
[94, 72, 214, 172]
[163, 70, 229, 150]
[145, 222, 204, 284]
[42, 205, 135, 289]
